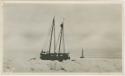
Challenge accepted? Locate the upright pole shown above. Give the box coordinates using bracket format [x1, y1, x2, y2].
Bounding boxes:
[80, 48, 84, 58]
[82, 48, 83, 57]
[58, 28, 62, 53]
[53, 17, 56, 53]
[58, 23, 64, 53]
[62, 24, 65, 53]
[49, 17, 54, 53]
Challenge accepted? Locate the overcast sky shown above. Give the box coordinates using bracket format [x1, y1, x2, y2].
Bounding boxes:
[4, 4, 122, 59]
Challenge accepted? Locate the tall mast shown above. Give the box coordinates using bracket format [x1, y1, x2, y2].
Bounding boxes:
[58, 20, 66, 54]
[58, 23, 63, 53]
[58, 26, 62, 53]
[62, 21, 65, 53]
[49, 17, 55, 53]
[53, 17, 56, 53]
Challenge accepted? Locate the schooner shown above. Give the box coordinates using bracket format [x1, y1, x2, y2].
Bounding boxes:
[40, 17, 70, 61]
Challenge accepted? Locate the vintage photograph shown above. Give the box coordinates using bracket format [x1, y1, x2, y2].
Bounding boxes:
[3, 3, 122, 73]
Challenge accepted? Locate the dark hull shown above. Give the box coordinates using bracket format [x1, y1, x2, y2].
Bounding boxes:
[40, 52, 70, 61]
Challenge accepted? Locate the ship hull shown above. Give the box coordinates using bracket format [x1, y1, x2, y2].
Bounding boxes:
[40, 52, 70, 61]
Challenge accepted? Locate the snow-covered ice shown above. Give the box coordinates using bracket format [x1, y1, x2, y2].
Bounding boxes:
[3, 57, 122, 73]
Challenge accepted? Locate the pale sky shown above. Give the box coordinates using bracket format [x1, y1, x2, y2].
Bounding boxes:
[4, 4, 122, 59]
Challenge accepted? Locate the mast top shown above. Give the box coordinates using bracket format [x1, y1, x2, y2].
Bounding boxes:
[60, 18, 64, 28]
[60, 23, 63, 28]
[52, 16, 55, 23]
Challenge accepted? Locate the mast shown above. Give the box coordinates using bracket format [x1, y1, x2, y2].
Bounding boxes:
[49, 17, 55, 53]
[62, 22, 65, 53]
[53, 17, 56, 53]
[58, 21, 66, 53]
[58, 24, 63, 53]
